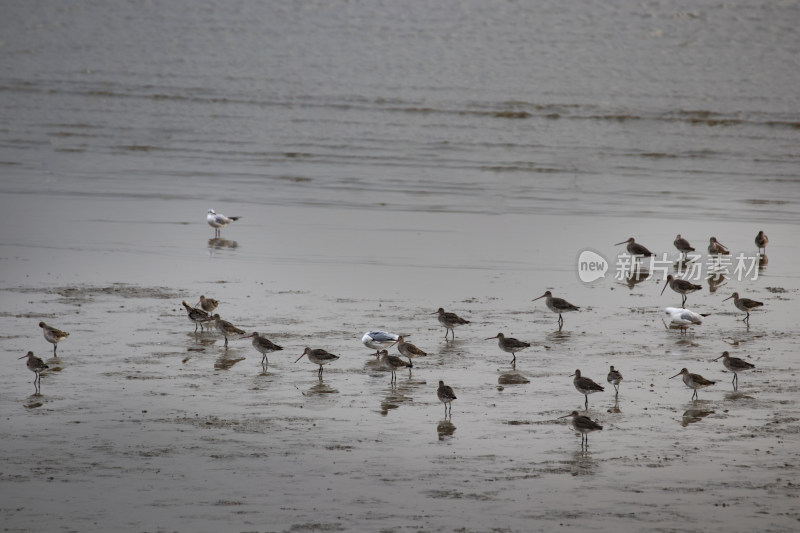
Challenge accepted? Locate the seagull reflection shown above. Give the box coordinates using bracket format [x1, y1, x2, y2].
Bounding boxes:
[208, 238, 238, 250]
[681, 409, 714, 427]
[437, 420, 456, 441]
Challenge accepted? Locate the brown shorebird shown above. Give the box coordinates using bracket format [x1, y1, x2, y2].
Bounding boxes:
[670, 368, 715, 400]
[242, 332, 283, 365]
[433, 308, 470, 340]
[707, 237, 729, 256]
[486, 333, 530, 365]
[378, 349, 412, 383]
[19, 351, 48, 393]
[206, 314, 245, 347]
[532, 291, 579, 329]
[361, 330, 399, 356]
[197, 295, 219, 314]
[396, 336, 427, 362]
[570, 369, 605, 408]
[607, 366, 623, 396]
[713, 351, 755, 390]
[615, 237, 655, 258]
[559, 411, 603, 448]
[755, 230, 768, 255]
[673, 234, 695, 260]
[182, 301, 209, 332]
[295, 347, 340, 376]
[39, 321, 69, 357]
[437, 380, 457, 417]
[660, 274, 702, 307]
[722, 292, 763, 324]
[207, 209, 240, 238]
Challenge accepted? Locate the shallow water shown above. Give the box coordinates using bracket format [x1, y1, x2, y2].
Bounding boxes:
[2, 1, 800, 532]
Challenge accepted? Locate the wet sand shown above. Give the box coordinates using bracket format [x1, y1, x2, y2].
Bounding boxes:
[2, 191, 800, 532]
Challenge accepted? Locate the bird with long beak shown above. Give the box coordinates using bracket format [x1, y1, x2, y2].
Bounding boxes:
[532, 291, 579, 329]
[722, 292, 763, 324]
[660, 274, 702, 308]
[295, 347, 340, 377]
[670, 368, 715, 400]
[615, 237, 655, 258]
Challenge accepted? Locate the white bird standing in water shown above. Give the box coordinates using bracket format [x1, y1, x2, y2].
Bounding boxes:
[664, 307, 709, 334]
[361, 330, 400, 356]
[207, 209, 240, 238]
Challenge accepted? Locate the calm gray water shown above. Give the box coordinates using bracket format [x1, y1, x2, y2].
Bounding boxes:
[2, 2, 800, 532]
[1, 0, 799, 220]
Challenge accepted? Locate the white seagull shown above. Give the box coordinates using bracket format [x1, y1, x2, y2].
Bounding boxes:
[664, 307, 709, 334]
[206, 209, 241, 238]
[361, 330, 400, 356]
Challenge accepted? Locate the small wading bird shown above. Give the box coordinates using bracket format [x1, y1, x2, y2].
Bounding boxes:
[39, 321, 69, 357]
[486, 333, 530, 365]
[433, 308, 470, 340]
[206, 314, 245, 347]
[570, 369, 605, 409]
[242, 332, 283, 366]
[182, 300, 209, 332]
[396, 336, 427, 362]
[295, 347, 340, 376]
[660, 274, 702, 308]
[670, 368, 715, 400]
[615, 237, 655, 259]
[664, 307, 709, 334]
[673, 234, 695, 260]
[558, 411, 603, 448]
[378, 349, 412, 383]
[437, 380, 457, 417]
[19, 351, 48, 393]
[713, 351, 755, 390]
[607, 366, 623, 396]
[197, 295, 219, 314]
[532, 291, 579, 329]
[722, 292, 763, 324]
[755, 230, 768, 255]
[207, 209, 240, 238]
[707, 237, 729, 256]
[361, 330, 399, 356]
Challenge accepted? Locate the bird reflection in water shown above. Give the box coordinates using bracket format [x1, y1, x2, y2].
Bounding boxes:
[681, 409, 714, 427]
[758, 254, 768, 270]
[707, 272, 727, 293]
[214, 354, 246, 370]
[379, 379, 424, 415]
[437, 420, 456, 441]
[625, 268, 650, 289]
[208, 238, 238, 250]
[306, 379, 338, 396]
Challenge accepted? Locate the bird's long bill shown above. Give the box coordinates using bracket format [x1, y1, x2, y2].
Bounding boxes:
[242, 333, 256, 338]
[429, 311, 439, 315]
[18, 354, 28, 359]
[485, 335, 499, 340]
[660, 281, 669, 295]
[532, 293, 547, 302]
[614, 240, 629, 245]
[668, 372, 682, 379]
[568, 372, 576, 377]
[712, 354, 724, 361]
[717, 241, 728, 249]
[557, 414, 572, 419]
[294, 353, 306, 363]
[722, 295, 734, 301]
